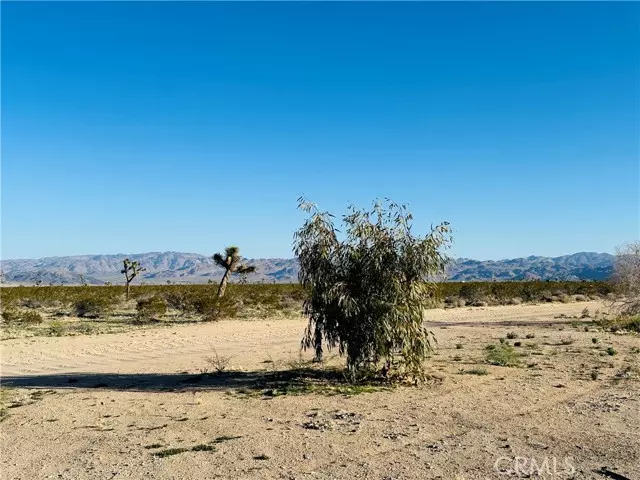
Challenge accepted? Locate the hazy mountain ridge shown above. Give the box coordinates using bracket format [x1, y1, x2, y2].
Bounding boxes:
[0, 251, 614, 285]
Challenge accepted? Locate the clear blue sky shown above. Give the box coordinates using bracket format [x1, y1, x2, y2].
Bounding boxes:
[2, 2, 639, 261]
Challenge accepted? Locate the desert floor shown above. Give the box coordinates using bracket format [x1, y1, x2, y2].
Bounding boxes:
[1, 301, 638, 480]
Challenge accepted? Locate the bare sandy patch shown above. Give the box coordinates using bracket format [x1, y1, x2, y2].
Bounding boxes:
[2, 301, 638, 479]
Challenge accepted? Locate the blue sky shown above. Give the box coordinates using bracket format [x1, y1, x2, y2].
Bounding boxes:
[2, 2, 638, 261]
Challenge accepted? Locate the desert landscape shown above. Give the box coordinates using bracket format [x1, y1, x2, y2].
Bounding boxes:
[1, 298, 638, 480]
[3, 2, 639, 479]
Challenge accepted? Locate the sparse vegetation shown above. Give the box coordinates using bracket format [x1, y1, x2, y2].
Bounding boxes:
[596, 315, 640, 333]
[0, 277, 616, 341]
[440, 280, 612, 305]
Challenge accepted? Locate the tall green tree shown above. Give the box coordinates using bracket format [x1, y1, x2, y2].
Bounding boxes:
[212, 246, 256, 298]
[293, 198, 452, 381]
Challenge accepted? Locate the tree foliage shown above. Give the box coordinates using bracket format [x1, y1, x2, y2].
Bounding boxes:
[293, 198, 452, 381]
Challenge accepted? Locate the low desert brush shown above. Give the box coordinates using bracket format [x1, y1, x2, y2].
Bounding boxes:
[1, 309, 43, 324]
[136, 296, 167, 321]
[204, 349, 233, 373]
[486, 344, 521, 367]
[74, 296, 114, 319]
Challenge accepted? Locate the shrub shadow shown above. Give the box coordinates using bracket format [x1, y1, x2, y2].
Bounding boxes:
[1, 367, 354, 394]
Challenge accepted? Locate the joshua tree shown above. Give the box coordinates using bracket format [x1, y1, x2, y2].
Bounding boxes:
[212, 246, 256, 297]
[121, 258, 146, 300]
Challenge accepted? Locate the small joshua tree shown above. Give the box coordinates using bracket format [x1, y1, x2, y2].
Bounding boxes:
[121, 258, 146, 300]
[212, 246, 256, 298]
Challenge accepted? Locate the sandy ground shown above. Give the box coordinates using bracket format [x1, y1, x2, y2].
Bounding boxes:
[1, 301, 639, 479]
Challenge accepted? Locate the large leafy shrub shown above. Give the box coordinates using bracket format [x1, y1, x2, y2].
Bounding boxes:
[293, 198, 452, 381]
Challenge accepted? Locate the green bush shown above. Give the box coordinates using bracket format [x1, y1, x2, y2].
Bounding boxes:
[162, 287, 196, 312]
[294, 198, 451, 380]
[20, 311, 44, 324]
[74, 297, 113, 318]
[486, 344, 521, 367]
[49, 321, 65, 336]
[597, 315, 640, 333]
[191, 293, 238, 321]
[136, 296, 167, 321]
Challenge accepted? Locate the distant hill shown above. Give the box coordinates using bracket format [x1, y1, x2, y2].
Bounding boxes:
[0, 251, 614, 285]
[447, 252, 614, 281]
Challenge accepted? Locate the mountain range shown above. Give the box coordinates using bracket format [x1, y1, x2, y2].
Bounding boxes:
[0, 251, 614, 285]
